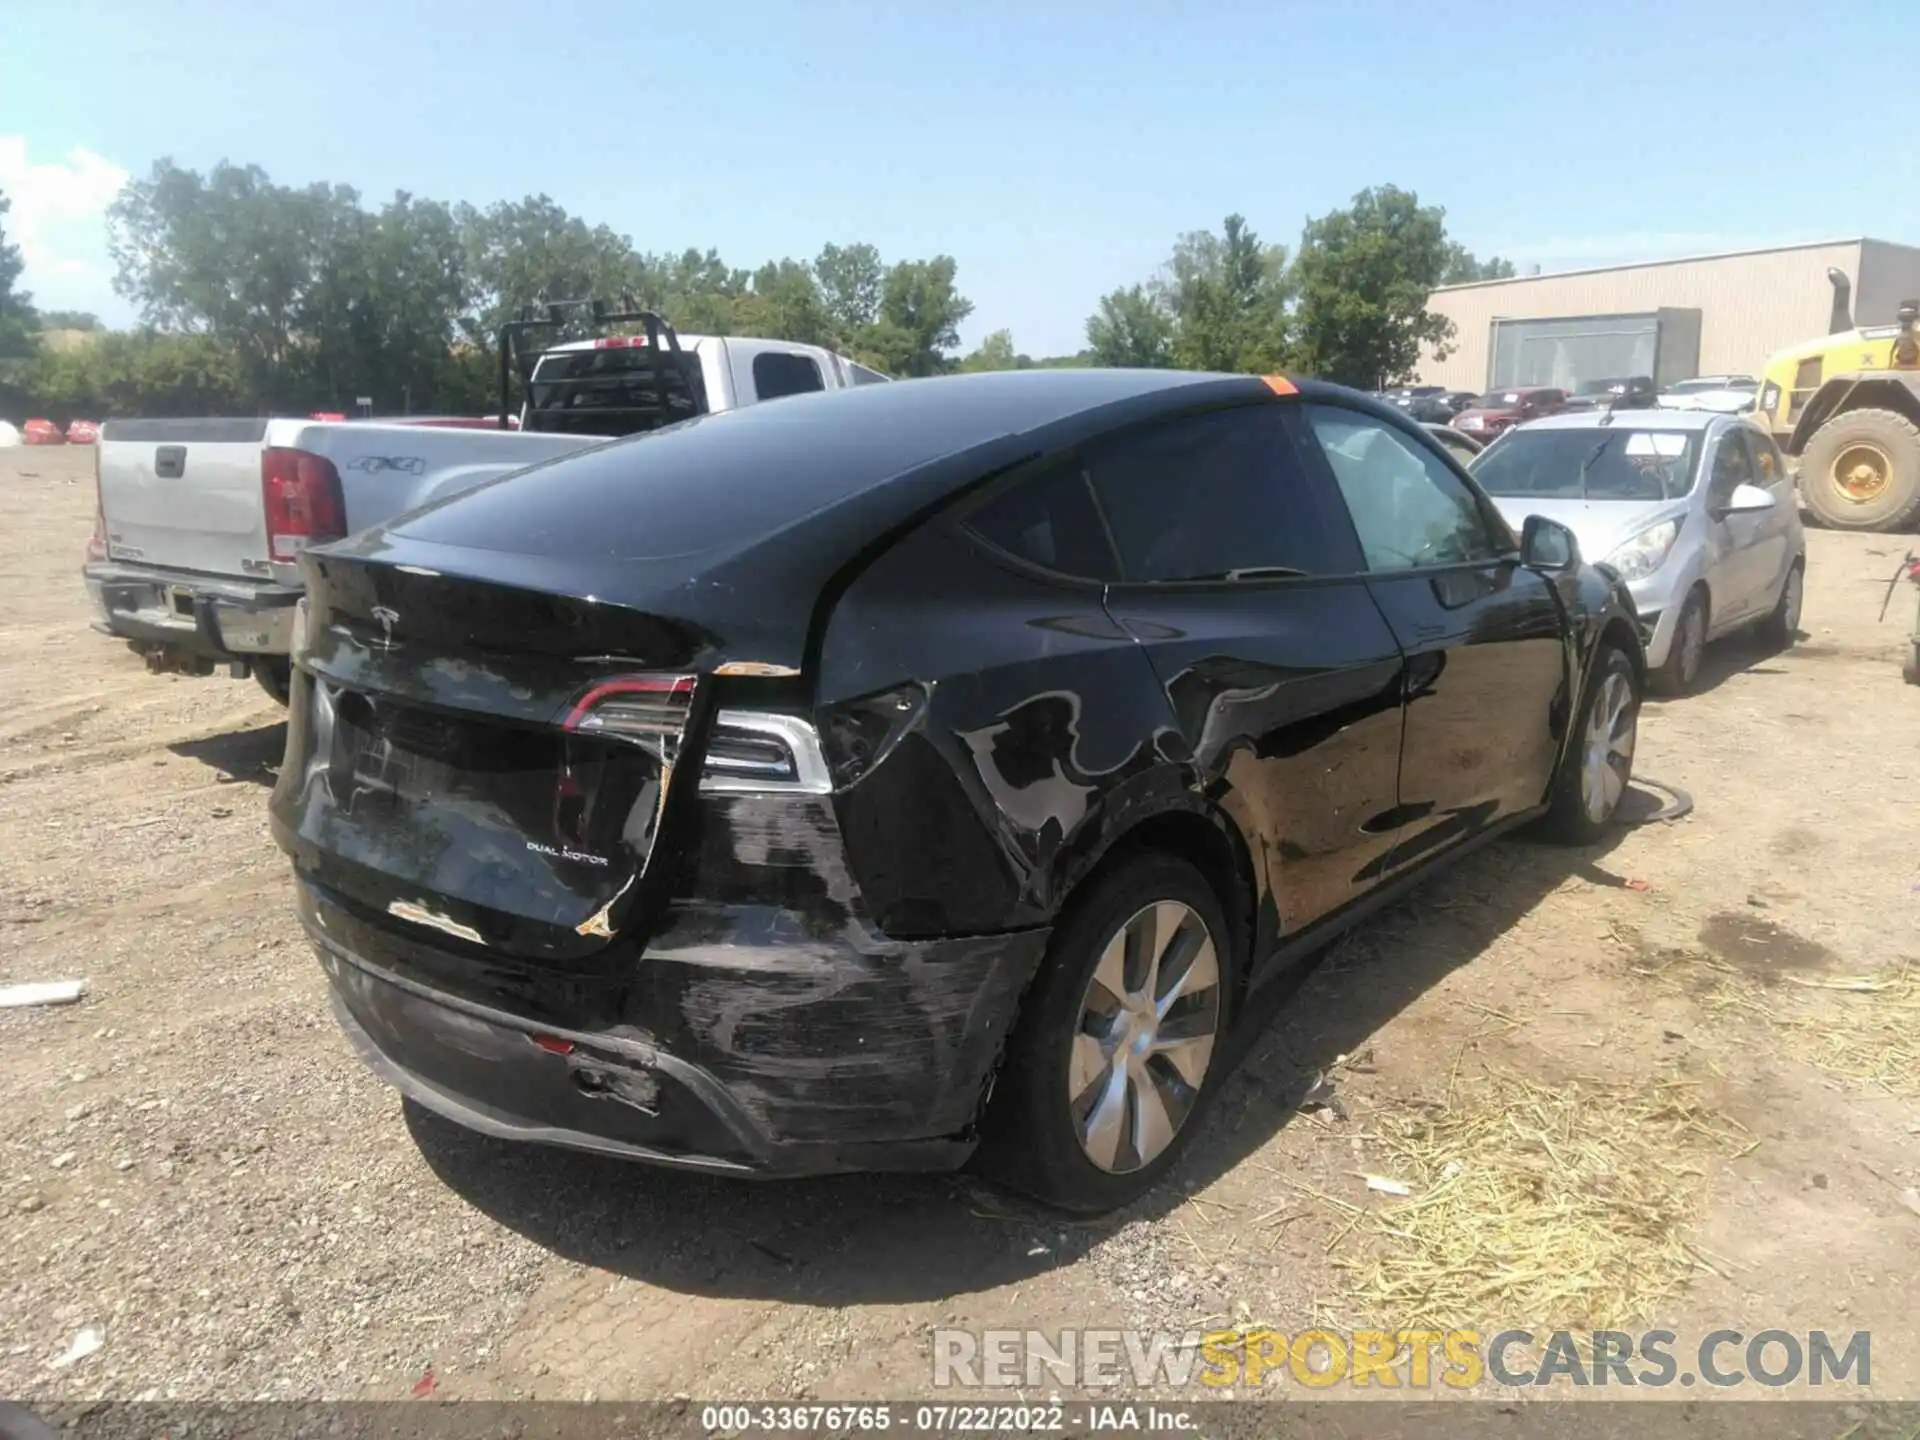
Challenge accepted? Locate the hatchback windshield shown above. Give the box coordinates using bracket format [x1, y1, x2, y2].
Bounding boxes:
[1470, 427, 1702, 501]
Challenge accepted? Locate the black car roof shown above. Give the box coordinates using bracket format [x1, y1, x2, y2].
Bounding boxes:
[326, 369, 1401, 672]
[385, 368, 1253, 565]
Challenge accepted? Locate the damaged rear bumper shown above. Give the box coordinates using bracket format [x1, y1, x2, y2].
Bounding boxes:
[297, 877, 1049, 1178]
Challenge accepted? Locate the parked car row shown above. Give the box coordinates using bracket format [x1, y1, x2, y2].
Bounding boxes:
[1376, 373, 1761, 449]
[0, 417, 99, 446]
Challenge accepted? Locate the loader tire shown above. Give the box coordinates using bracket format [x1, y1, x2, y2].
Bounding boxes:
[1799, 408, 1920, 532]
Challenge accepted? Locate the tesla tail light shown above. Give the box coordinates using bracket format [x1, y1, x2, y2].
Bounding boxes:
[262, 448, 347, 561]
[702, 712, 832, 794]
[565, 676, 831, 794]
[564, 676, 697, 764]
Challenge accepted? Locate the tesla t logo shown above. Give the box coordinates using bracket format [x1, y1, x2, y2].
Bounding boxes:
[369, 605, 400, 651]
[345, 455, 426, 475]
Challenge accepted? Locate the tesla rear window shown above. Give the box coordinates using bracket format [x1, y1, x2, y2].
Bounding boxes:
[965, 468, 1118, 580]
[1086, 406, 1328, 581]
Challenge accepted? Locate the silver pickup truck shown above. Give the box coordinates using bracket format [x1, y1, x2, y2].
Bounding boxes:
[84, 332, 885, 700]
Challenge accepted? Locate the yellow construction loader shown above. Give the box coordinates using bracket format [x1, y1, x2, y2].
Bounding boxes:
[1757, 269, 1920, 531]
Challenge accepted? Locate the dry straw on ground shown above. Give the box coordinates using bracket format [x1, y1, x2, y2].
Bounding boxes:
[1699, 963, 1918, 1098]
[1329, 1067, 1750, 1331]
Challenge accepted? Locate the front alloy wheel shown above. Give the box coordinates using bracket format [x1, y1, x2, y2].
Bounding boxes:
[1068, 900, 1221, 1174]
[1540, 641, 1641, 844]
[1580, 666, 1637, 827]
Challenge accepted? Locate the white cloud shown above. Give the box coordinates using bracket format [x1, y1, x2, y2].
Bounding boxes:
[0, 136, 131, 319]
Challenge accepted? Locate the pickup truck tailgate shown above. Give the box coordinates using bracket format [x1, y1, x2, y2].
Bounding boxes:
[98, 419, 272, 578]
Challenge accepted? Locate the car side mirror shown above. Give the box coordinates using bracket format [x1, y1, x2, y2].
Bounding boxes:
[1521, 514, 1581, 570]
[1724, 482, 1776, 515]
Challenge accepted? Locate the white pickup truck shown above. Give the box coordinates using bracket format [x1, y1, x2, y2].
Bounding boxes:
[83, 332, 886, 700]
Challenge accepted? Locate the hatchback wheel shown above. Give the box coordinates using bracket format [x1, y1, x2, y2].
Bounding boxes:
[978, 852, 1232, 1213]
[1651, 590, 1707, 696]
[1759, 560, 1803, 649]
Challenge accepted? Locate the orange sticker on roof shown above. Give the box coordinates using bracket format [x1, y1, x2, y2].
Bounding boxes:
[1260, 375, 1297, 395]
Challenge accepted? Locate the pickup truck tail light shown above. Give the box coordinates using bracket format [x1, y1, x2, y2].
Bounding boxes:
[85, 444, 107, 562]
[262, 448, 347, 561]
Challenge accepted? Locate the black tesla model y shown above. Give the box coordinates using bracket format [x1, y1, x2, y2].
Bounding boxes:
[271, 369, 1644, 1212]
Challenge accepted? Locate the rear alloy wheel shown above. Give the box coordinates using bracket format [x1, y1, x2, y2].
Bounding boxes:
[1651, 590, 1707, 696]
[978, 853, 1231, 1213]
[1799, 408, 1920, 532]
[1541, 642, 1640, 844]
[1759, 560, 1804, 649]
[1067, 900, 1221, 1175]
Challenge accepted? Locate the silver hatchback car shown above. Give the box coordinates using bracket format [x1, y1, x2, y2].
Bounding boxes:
[1469, 409, 1805, 694]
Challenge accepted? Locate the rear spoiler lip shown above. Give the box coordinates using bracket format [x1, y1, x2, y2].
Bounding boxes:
[298, 535, 798, 683]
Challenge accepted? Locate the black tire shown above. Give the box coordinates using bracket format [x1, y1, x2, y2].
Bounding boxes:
[1904, 643, 1920, 687]
[1799, 408, 1920, 532]
[252, 658, 291, 706]
[1539, 642, 1641, 845]
[1758, 558, 1804, 650]
[1650, 588, 1708, 696]
[975, 851, 1235, 1214]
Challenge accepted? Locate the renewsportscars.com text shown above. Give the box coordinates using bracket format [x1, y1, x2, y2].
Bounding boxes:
[931, 1328, 1871, 1391]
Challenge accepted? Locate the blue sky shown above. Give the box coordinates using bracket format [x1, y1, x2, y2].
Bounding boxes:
[2, 0, 1914, 356]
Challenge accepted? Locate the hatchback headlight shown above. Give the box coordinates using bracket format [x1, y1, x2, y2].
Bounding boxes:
[1604, 519, 1681, 581]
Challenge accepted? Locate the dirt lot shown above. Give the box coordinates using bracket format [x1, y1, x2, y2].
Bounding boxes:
[3, 442, 1917, 1406]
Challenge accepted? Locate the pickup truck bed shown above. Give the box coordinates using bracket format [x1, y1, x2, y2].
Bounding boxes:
[87, 419, 592, 685]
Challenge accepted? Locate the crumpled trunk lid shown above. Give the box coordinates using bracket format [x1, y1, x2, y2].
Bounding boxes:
[272, 551, 712, 963]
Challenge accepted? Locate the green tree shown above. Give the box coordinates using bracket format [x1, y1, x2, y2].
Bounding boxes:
[456, 194, 650, 338]
[108, 160, 366, 405]
[1159, 214, 1291, 373]
[860, 256, 973, 377]
[959, 329, 1021, 372]
[1291, 185, 1458, 388]
[814, 242, 883, 339]
[1086, 284, 1174, 368]
[731, 259, 834, 344]
[1442, 244, 1517, 285]
[0, 188, 42, 360]
[27, 331, 248, 417]
[39, 310, 102, 332]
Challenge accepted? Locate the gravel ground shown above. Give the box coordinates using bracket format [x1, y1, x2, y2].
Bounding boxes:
[2, 443, 1916, 1408]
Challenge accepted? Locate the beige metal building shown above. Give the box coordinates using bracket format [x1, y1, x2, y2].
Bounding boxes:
[1417, 238, 1920, 393]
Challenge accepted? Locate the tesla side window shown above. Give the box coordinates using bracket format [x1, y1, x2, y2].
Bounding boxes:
[1303, 406, 1504, 571]
[964, 465, 1120, 580]
[1082, 406, 1330, 581]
